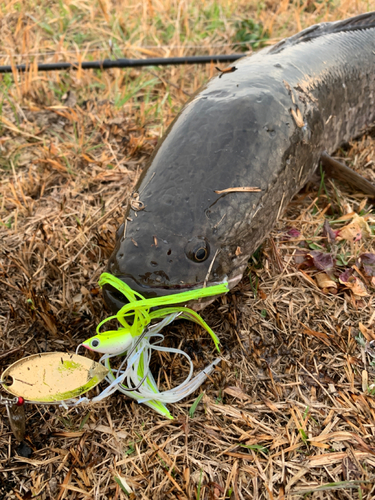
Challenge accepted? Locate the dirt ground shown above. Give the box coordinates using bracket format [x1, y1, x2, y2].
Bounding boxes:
[1, 1, 375, 499]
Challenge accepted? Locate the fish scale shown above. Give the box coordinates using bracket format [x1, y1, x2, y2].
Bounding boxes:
[104, 12, 375, 312]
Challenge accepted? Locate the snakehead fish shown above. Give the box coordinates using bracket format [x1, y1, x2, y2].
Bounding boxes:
[104, 12, 375, 312]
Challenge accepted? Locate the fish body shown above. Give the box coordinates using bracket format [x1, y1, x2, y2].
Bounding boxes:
[104, 13, 375, 312]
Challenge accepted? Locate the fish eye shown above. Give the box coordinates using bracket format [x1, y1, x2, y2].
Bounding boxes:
[185, 238, 210, 263]
[194, 247, 208, 262]
[91, 338, 100, 348]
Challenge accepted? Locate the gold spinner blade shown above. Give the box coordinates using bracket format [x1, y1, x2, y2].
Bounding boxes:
[1, 353, 108, 403]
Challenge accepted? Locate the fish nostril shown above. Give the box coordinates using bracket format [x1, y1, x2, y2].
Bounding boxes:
[167, 249, 172, 255]
[151, 261, 158, 267]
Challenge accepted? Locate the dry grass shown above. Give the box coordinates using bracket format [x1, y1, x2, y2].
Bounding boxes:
[1, 0, 375, 498]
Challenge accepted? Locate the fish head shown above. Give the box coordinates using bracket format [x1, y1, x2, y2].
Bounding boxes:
[103, 194, 249, 312]
[104, 218, 243, 312]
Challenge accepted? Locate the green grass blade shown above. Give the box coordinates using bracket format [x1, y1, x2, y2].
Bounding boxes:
[189, 392, 204, 417]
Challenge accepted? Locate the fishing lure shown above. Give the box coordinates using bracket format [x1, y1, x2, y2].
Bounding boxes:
[0, 276, 227, 436]
[95, 272, 227, 350]
[79, 274, 228, 417]
[0, 353, 109, 439]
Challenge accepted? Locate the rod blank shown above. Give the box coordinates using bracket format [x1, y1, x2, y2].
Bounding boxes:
[0, 54, 243, 74]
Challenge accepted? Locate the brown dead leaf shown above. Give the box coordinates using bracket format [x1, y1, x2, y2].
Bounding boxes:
[223, 386, 252, 401]
[337, 214, 371, 241]
[359, 322, 373, 342]
[315, 272, 337, 293]
[300, 323, 331, 346]
[339, 275, 369, 297]
[258, 288, 267, 299]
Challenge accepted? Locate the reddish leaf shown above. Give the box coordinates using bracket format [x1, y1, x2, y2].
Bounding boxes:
[360, 253, 375, 277]
[339, 268, 353, 283]
[307, 251, 334, 271]
[322, 219, 337, 243]
[287, 228, 301, 238]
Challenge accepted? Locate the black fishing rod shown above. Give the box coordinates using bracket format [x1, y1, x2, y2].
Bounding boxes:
[0, 54, 243, 74]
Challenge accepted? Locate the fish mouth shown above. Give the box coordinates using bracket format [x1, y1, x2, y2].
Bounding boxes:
[102, 274, 242, 314]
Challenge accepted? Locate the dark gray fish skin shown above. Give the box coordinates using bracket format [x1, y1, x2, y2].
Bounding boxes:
[104, 13, 375, 312]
